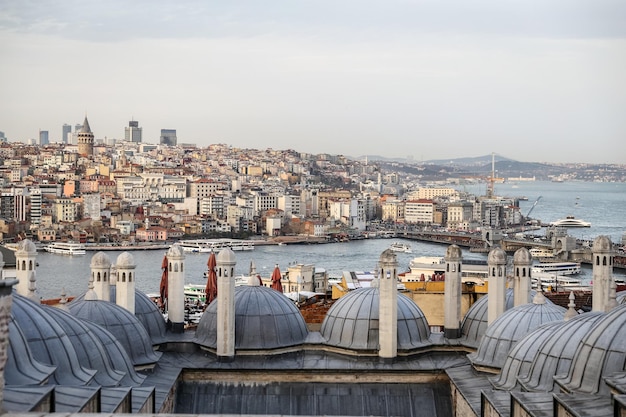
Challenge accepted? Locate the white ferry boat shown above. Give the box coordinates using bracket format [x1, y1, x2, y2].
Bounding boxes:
[402, 256, 488, 285]
[531, 261, 581, 275]
[531, 272, 588, 291]
[44, 241, 86, 256]
[389, 242, 412, 253]
[529, 247, 554, 259]
[178, 239, 255, 253]
[550, 216, 591, 228]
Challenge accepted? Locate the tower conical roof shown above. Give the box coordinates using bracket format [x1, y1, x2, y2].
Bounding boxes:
[81, 116, 92, 133]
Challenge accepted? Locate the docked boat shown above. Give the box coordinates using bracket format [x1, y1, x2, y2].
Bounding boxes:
[531, 261, 581, 275]
[44, 241, 86, 256]
[178, 239, 255, 253]
[402, 256, 488, 285]
[389, 242, 412, 253]
[550, 216, 591, 228]
[531, 272, 589, 292]
[529, 247, 554, 259]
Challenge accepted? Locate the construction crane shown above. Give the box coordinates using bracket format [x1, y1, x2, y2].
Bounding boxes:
[525, 196, 542, 219]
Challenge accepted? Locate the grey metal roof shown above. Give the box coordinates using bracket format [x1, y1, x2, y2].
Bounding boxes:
[320, 287, 431, 351]
[3, 386, 54, 413]
[5, 316, 56, 386]
[196, 285, 308, 350]
[41, 304, 126, 387]
[72, 287, 168, 344]
[554, 303, 626, 394]
[11, 292, 96, 385]
[468, 294, 566, 370]
[69, 298, 162, 367]
[490, 321, 565, 390]
[517, 311, 605, 392]
[460, 289, 540, 349]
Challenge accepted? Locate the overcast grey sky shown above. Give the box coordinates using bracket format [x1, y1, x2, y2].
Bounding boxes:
[1, 0, 625, 163]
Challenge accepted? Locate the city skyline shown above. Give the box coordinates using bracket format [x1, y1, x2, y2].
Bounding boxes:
[1, 1, 625, 164]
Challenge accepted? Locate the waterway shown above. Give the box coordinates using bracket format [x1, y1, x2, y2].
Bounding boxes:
[32, 181, 625, 300]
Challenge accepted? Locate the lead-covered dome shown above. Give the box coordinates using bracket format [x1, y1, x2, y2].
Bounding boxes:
[90, 251, 112, 268]
[196, 285, 308, 350]
[5, 316, 56, 386]
[468, 292, 566, 372]
[115, 251, 135, 268]
[69, 298, 162, 368]
[320, 287, 431, 351]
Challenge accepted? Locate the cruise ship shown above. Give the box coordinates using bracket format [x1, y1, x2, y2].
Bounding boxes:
[549, 215, 591, 228]
[44, 241, 86, 256]
[177, 239, 255, 253]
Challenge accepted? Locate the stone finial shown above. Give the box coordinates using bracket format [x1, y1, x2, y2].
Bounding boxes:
[564, 291, 578, 321]
[532, 290, 547, 305]
[58, 288, 70, 311]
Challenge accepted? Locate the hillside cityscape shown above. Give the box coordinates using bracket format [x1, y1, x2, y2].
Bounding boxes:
[0, 117, 624, 245]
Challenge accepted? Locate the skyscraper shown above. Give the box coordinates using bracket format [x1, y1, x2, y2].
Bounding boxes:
[62, 124, 71, 144]
[125, 120, 142, 143]
[39, 130, 49, 145]
[160, 129, 177, 146]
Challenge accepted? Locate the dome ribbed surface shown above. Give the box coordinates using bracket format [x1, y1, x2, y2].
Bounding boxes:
[196, 285, 308, 350]
[11, 293, 95, 385]
[468, 299, 566, 370]
[69, 299, 162, 367]
[554, 304, 626, 394]
[320, 287, 431, 351]
[517, 311, 605, 392]
[5, 316, 56, 386]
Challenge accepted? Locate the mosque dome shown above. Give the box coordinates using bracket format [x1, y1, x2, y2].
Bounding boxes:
[69, 298, 162, 367]
[5, 316, 56, 386]
[513, 247, 532, 264]
[554, 304, 626, 394]
[16, 239, 37, 255]
[196, 285, 308, 350]
[468, 292, 566, 371]
[517, 311, 605, 392]
[379, 248, 397, 263]
[115, 251, 135, 268]
[593, 235, 612, 252]
[90, 251, 112, 268]
[445, 244, 462, 260]
[490, 321, 565, 390]
[320, 287, 431, 351]
[216, 247, 236, 265]
[167, 244, 184, 258]
[460, 289, 542, 349]
[11, 293, 96, 385]
[42, 304, 126, 387]
[487, 247, 507, 265]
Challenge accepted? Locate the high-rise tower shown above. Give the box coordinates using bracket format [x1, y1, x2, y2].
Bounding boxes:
[160, 129, 177, 146]
[61, 124, 71, 144]
[77, 116, 94, 157]
[125, 120, 142, 143]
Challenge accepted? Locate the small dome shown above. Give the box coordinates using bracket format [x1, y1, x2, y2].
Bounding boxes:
[513, 247, 532, 265]
[115, 251, 135, 268]
[320, 287, 431, 351]
[90, 251, 111, 268]
[196, 285, 308, 350]
[487, 247, 507, 265]
[517, 312, 605, 392]
[490, 321, 564, 390]
[16, 239, 37, 255]
[445, 244, 463, 260]
[167, 244, 184, 258]
[69, 299, 162, 367]
[379, 249, 397, 264]
[461, 289, 542, 349]
[554, 304, 626, 394]
[593, 235, 612, 252]
[11, 293, 96, 385]
[468, 298, 566, 371]
[5, 316, 56, 386]
[216, 247, 236, 265]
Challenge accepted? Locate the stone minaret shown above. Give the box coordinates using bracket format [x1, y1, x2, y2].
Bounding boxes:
[91, 251, 112, 301]
[378, 249, 398, 359]
[15, 239, 37, 297]
[217, 248, 236, 360]
[487, 246, 508, 325]
[115, 252, 136, 314]
[77, 115, 94, 157]
[444, 244, 463, 339]
[167, 244, 186, 333]
[592, 235, 614, 312]
[513, 247, 533, 307]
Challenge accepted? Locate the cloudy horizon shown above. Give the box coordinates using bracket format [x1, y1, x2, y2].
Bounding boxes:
[1, 0, 625, 163]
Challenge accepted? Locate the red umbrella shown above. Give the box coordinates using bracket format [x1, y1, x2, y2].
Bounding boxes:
[271, 264, 283, 293]
[159, 254, 168, 307]
[205, 251, 218, 305]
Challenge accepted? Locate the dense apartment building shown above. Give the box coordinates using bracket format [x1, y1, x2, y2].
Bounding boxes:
[404, 199, 435, 224]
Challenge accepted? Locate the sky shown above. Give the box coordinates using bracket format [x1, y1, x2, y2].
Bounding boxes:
[1, 1, 625, 164]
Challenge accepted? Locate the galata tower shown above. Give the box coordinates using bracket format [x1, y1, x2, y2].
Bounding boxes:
[77, 115, 94, 157]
